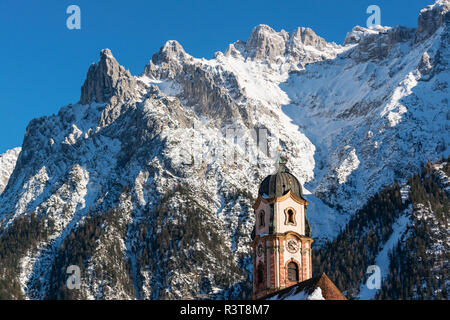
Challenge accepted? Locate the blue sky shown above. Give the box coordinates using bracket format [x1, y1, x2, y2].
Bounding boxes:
[0, 0, 434, 154]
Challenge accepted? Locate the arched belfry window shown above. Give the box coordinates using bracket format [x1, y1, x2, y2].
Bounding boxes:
[288, 209, 295, 223]
[259, 210, 265, 227]
[284, 207, 296, 225]
[287, 261, 299, 282]
[257, 263, 264, 284]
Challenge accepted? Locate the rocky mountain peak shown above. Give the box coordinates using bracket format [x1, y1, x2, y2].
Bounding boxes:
[289, 27, 327, 49]
[144, 40, 192, 80]
[80, 48, 136, 105]
[240, 24, 336, 65]
[248, 24, 282, 39]
[245, 24, 289, 61]
[345, 25, 416, 62]
[100, 48, 114, 59]
[417, 0, 450, 40]
[344, 26, 381, 45]
[153, 40, 188, 64]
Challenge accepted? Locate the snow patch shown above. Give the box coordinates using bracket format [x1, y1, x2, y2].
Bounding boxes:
[358, 212, 411, 300]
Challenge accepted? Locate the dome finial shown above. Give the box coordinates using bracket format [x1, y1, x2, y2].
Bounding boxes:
[259, 146, 303, 199]
[277, 144, 287, 172]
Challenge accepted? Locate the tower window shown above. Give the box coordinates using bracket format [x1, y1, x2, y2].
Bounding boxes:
[287, 262, 299, 282]
[288, 209, 294, 223]
[259, 210, 265, 227]
[284, 207, 296, 225]
[257, 264, 264, 284]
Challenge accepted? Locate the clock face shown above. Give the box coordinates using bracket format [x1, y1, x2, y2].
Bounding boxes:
[257, 244, 264, 257]
[286, 239, 299, 253]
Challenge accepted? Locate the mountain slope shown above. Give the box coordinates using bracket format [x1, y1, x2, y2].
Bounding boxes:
[282, 13, 449, 214]
[0, 147, 21, 195]
[314, 158, 449, 300]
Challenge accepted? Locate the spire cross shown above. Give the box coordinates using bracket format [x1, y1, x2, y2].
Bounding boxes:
[277, 144, 286, 172]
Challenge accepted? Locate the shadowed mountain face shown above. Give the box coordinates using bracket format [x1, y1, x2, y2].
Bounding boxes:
[0, 0, 448, 300]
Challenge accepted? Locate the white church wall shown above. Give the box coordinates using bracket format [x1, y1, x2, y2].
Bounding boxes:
[275, 196, 305, 235]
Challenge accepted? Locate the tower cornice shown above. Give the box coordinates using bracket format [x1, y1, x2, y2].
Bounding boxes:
[252, 190, 309, 210]
[252, 231, 314, 246]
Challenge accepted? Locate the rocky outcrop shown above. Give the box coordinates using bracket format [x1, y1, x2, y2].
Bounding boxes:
[418, 52, 433, 77]
[417, 0, 450, 40]
[144, 25, 341, 128]
[80, 49, 137, 105]
[344, 26, 373, 45]
[346, 25, 415, 62]
[230, 24, 338, 66]
[289, 27, 328, 49]
[144, 42, 248, 127]
[245, 25, 289, 62]
[145, 40, 192, 79]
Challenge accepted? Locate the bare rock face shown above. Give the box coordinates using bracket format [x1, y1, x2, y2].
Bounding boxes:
[418, 52, 433, 76]
[245, 25, 289, 62]
[346, 26, 415, 62]
[145, 41, 249, 128]
[145, 40, 191, 79]
[152, 40, 188, 64]
[241, 24, 334, 65]
[144, 26, 340, 129]
[289, 27, 327, 49]
[417, 0, 450, 40]
[80, 49, 137, 105]
[286, 27, 334, 66]
[344, 26, 370, 45]
[345, 0, 448, 63]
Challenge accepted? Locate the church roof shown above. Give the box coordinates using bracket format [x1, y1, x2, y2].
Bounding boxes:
[262, 273, 347, 300]
[258, 160, 304, 200]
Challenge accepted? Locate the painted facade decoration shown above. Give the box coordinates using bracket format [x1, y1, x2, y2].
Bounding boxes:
[252, 156, 313, 299]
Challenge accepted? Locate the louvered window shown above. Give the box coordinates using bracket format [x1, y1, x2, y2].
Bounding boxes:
[287, 209, 295, 224]
[257, 264, 264, 284]
[287, 262, 299, 282]
[259, 210, 265, 227]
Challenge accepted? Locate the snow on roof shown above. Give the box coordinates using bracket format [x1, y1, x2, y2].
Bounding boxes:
[264, 273, 347, 300]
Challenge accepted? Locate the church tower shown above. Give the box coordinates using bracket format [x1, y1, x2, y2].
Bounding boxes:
[252, 156, 313, 299]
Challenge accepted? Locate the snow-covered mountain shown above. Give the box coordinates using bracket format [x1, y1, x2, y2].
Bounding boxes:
[0, 147, 21, 195]
[0, 0, 448, 300]
[315, 157, 449, 299]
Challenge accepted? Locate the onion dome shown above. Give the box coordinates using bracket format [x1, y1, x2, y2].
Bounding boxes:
[258, 154, 304, 199]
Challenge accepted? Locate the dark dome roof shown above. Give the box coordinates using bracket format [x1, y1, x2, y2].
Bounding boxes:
[258, 164, 304, 199]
